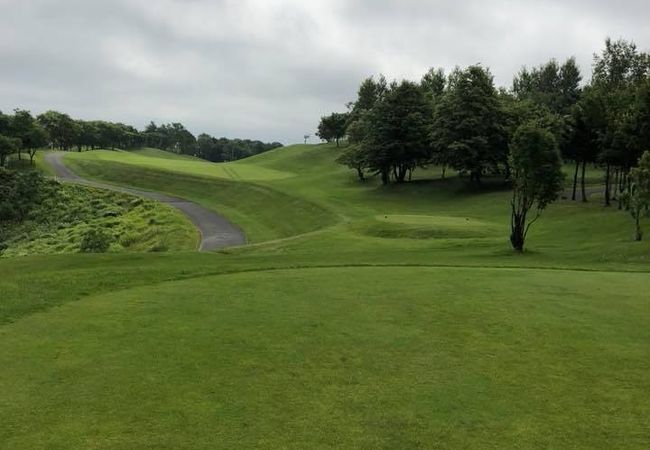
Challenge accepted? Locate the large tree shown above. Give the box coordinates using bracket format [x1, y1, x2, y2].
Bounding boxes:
[362, 80, 431, 184]
[317, 112, 349, 147]
[37, 110, 79, 150]
[431, 65, 507, 183]
[508, 123, 564, 252]
[513, 57, 582, 115]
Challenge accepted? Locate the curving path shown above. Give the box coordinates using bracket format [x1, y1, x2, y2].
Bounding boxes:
[45, 152, 246, 251]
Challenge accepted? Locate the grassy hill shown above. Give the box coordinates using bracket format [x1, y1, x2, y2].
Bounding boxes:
[1, 143, 649, 448]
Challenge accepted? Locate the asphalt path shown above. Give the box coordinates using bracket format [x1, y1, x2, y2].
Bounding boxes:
[45, 152, 246, 251]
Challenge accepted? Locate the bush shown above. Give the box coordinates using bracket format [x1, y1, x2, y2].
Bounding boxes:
[79, 229, 112, 253]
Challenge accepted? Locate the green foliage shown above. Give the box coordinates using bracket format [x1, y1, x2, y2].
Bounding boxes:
[79, 229, 112, 253]
[195, 133, 282, 162]
[431, 65, 507, 182]
[1, 183, 197, 257]
[316, 112, 349, 146]
[626, 151, 650, 240]
[509, 124, 564, 251]
[335, 145, 366, 181]
[0, 168, 49, 221]
[363, 80, 431, 184]
[420, 67, 446, 103]
[513, 57, 582, 114]
[0, 134, 21, 167]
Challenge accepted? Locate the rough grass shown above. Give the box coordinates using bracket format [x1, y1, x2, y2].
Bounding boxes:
[1, 183, 197, 257]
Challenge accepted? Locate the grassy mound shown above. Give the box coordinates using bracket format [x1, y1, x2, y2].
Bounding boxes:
[65, 157, 338, 242]
[1, 183, 197, 257]
[354, 214, 500, 239]
[66, 149, 293, 181]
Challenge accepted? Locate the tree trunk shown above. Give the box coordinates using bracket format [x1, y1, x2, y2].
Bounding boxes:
[604, 163, 611, 207]
[581, 161, 587, 202]
[572, 160, 579, 201]
[381, 169, 390, 185]
[356, 167, 365, 182]
[441, 166, 446, 179]
[17, 148, 22, 160]
[510, 213, 525, 252]
[395, 165, 408, 183]
[635, 211, 643, 241]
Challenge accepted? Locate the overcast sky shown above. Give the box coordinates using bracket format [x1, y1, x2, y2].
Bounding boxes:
[1, 0, 648, 143]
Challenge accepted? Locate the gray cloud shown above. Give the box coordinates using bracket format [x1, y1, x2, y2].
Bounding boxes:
[1, 0, 648, 143]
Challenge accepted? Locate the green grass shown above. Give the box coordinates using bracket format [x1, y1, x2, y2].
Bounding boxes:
[1, 183, 197, 258]
[1, 266, 649, 448]
[64, 156, 336, 242]
[66, 149, 293, 181]
[1, 143, 649, 448]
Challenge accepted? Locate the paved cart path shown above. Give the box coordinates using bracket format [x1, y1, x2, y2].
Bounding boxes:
[45, 152, 246, 251]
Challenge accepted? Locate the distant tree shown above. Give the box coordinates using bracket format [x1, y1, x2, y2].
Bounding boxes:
[589, 38, 650, 206]
[431, 65, 507, 183]
[625, 151, 650, 241]
[336, 146, 367, 181]
[9, 110, 49, 164]
[317, 112, 349, 147]
[37, 110, 79, 150]
[0, 135, 20, 167]
[513, 58, 582, 115]
[508, 123, 564, 252]
[25, 124, 48, 164]
[364, 80, 431, 184]
[345, 75, 388, 143]
[420, 68, 446, 103]
[567, 87, 607, 202]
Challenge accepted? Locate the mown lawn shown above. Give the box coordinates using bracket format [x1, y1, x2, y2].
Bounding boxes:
[1, 266, 649, 449]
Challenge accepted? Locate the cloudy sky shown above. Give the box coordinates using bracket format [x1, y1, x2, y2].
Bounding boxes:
[1, 0, 648, 143]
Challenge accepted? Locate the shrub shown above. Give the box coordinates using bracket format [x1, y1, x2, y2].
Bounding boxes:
[79, 229, 112, 253]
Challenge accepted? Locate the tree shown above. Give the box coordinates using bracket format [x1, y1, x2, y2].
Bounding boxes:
[336, 146, 366, 181]
[363, 80, 431, 184]
[431, 65, 507, 183]
[0, 135, 20, 167]
[317, 112, 349, 147]
[625, 151, 650, 241]
[420, 68, 446, 103]
[589, 38, 650, 207]
[37, 110, 79, 150]
[25, 124, 49, 164]
[567, 87, 607, 202]
[513, 58, 582, 115]
[508, 124, 564, 252]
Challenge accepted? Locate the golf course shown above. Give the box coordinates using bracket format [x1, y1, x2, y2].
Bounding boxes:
[1, 144, 649, 449]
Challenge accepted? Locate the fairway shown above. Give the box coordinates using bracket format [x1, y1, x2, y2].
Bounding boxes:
[2, 266, 649, 449]
[64, 149, 294, 182]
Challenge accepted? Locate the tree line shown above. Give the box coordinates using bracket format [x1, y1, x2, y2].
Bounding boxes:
[319, 37, 650, 249]
[0, 110, 282, 166]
